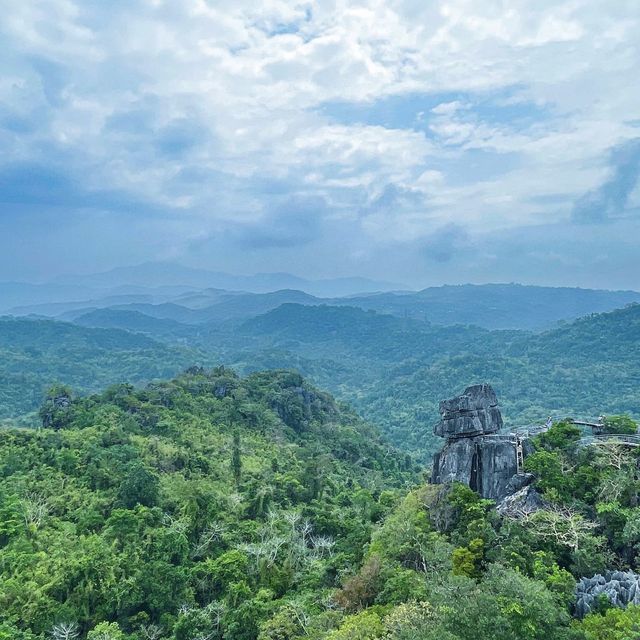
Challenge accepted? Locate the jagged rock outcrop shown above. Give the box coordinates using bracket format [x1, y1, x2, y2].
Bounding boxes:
[40, 390, 73, 430]
[575, 571, 640, 617]
[431, 384, 532, 501]
[434, 383, 503, 438]
[497, 484, 545, 517]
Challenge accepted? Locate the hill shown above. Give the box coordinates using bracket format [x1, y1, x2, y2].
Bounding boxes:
[0, 317, 202, 420]
[235, 304, 640, 457]
[2, 302, 639, 460]
[50, 262, 403, 297]
[337, 283, 640, 330]
[0, 367, 416, 638]
[72, 309, 194, 339]
[55, 290, 322, 325]
[2, 370, 639, 640]
[10, 282, 640, 332]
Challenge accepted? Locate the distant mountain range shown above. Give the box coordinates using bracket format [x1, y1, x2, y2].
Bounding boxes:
[9, 280, 640, 331]
[4, 261, 640, 330]
[50, 261, 405, 297]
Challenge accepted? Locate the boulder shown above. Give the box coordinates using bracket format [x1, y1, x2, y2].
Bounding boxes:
[497, 485, 545, 517]
[505, 472, 535, 494]
[434, 384, 503, 438]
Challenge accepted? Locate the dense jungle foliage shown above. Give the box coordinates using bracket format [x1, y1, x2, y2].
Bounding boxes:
[3, 369, 640, 640]
[0, 318, 202, 420]
[234, 303, 640, 457]
[0, 368, 416, 639]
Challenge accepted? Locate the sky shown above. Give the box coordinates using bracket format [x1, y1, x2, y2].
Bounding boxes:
[1, 0, 640, 289]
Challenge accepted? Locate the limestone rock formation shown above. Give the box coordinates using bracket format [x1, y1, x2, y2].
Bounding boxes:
[496, 484, 545, 517]
[431, 384, 531, 501]
[575, 571, 640, 617]
[434, 383, 503, 438]
[40, 389, 73, 430]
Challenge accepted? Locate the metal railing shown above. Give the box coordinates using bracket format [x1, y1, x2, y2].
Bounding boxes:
[580, 434, 640, 447]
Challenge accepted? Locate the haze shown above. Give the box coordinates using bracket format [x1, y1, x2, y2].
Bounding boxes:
[1, 1, 639, 289]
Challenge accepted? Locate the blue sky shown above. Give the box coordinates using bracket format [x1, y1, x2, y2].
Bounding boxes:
[1, 0, 639, 288]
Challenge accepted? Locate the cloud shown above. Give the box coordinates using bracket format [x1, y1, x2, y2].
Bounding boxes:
[572, 138, 640, 223]
[0, 1, 639, 287]
[420, 223, 470, 263]
[232, 195, 327, 249]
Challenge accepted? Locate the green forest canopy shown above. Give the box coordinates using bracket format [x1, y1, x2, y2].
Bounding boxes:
[2, 369, 640, 639]
[1, 302, 639, 461]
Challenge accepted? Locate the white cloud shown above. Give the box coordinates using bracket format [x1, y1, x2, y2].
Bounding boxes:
[1, 0, 639, 281]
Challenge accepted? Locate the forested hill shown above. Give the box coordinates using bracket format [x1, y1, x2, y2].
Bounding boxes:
[0, 317, 201, 420]
[4, 370, 640, 639]
[238, 304, 640, 456]
[2, 303, 639, 461]
[241, 304, 511, 359]
[517, 302, 640, 363]
[339, 283, 640, 330]
[0, 367, 416, 639]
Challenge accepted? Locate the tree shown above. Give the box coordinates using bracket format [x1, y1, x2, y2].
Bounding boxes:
[204, 550, 250, 598]
[258, 606, 305, 640]
[576, 604, 640, 639]
[117, 464, 160, 508]
[383, 601, 440, 640]
[524, 450, 567, 496]
[50, 623, 80, 640]
[519, 505, 599, 552]
[536, 420, 582, 451]
[326, 610, 385, 640]
[602, 415, 638, 435]
[139, 624, 164, 640]
[531, 551, 576, 608]
[452, 538, 484, 578]
[440, 565, 576, 640]
[231, 431, 242, 485]
[86, 622, 125, 640]
[334, 556, 383, 612]
[377, 566, 429, 604]
[20, 492, 50, 533]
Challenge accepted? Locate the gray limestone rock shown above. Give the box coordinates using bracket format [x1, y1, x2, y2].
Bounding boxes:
[434, 384, 503, 438]
[431, 437, 478, 487]
[41, 391, 73, 430]
[430, 435, 528, 501]
[478, 440, 520, 499]
[575, 571, 640, 618]
[497, 485, 545, 517]
[431, 384, 525, 500]
[505, 472, 535, 494]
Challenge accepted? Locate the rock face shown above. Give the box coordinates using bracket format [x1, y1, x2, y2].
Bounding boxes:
[431, 384, 530, 501]
[575, 571, 640, 617]
[496, 484, 544, 517]
[434, 384, 503, 438]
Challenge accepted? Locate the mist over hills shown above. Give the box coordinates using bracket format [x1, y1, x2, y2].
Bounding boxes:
[50, 261, 406, 297]
[5, 265, 640, 331]
[3, 262, 640, 458]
